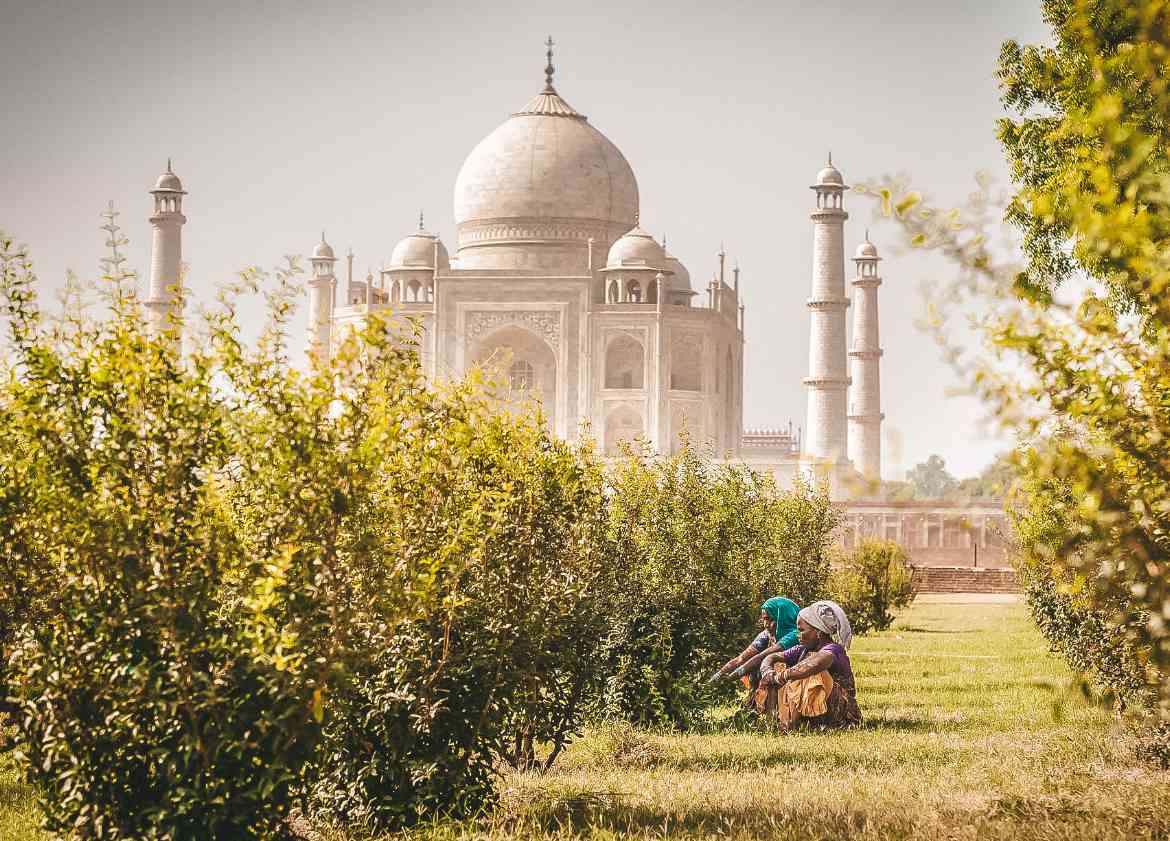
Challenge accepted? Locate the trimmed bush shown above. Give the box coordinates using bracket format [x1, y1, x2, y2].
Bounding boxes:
[307, 404, 614, 831]
[830, 539, 916, 635]
[597, 446, 837, 727]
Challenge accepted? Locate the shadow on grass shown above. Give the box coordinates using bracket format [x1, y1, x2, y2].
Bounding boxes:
[503, 788, 918, 840]
[896, 627, 976, 635]
[858, 715, 938, 732]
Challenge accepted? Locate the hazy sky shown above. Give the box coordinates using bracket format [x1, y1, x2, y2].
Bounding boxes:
[0, 0, 1051, 479]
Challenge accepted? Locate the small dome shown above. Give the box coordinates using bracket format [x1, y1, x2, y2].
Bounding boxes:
[664, 253, 693, 293]
[855, 239, 879, 259]
[153, 160, 184, 192]
[816, 163, 844, 186]
[606, 224, 666, 269]
[313, 235, 335, 260]
[389, 227, 451, 270]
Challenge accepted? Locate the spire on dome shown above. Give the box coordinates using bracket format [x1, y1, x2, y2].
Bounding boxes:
[418, 211, 425, 231]
[514, 36, 585, 119]
[167, 157, 173, 173]
[544, 36, 556, 92]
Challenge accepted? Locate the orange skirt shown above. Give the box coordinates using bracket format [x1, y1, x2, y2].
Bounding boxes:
[751, 671, 861, 729]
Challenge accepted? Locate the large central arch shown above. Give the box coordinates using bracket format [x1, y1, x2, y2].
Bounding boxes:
[472, 325, 558, 432]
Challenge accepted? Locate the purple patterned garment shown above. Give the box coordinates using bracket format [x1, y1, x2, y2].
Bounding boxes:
[779, 643, 856, 697]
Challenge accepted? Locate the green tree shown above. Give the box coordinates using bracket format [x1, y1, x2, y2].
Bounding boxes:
[906, 454, 958, 499]
[598, 443, 837, 727]
[998, 0, 1170, 306]
[830, 539, 916, 635]
[952, 452, 1018, 500]
[0, 221, 502, 836]
[859, 0, 1170, 755]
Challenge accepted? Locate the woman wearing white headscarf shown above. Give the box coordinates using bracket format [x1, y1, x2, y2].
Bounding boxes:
[752, 600, 862, 729]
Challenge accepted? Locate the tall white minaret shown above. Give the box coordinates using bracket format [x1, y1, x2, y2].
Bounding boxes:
[848, 233, 884, 480]
[146, 159, 186, 336]
[306, 233, 337, 359]
[803, 156, 851, 467]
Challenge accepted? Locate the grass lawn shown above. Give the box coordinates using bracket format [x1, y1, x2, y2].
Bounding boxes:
[2, 597, 1168, 840]
[385, 596, 1170, 841]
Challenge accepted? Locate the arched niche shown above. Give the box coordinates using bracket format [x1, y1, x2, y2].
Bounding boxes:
[604, 406, 645, 456]
[472, 325, 557, 431]
[670, 334, 702, 392]
[605, 334, 644, 389]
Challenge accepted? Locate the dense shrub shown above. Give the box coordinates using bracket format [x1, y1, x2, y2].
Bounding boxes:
[307, 403, 614, 831]
[866, 0, 1170, 761]
[0, 230, 477, 838]
[598, 446, 837, 727]
[830, 539, 916, 635]
[1011, 458, 1166, 765]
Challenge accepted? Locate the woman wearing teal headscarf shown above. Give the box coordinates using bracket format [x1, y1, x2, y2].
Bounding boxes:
[712, 596, 800, 687]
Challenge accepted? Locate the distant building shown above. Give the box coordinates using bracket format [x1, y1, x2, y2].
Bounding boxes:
[840, 498, 1012, 568]
[144, 42, 891, 498]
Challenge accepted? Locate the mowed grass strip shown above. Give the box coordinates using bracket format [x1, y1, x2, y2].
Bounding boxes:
[405, 598, 1169, 841]
[3, 599, 1169, 841]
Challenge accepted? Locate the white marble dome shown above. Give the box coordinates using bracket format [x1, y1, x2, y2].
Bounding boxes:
[313, 236, 335, 259]
[607, 224, 666, 268]
[664, 253, 692, 292]
[389, 228, 450, 270]
[855, 239, 879, 259]
[817, 161, 844, 186]
[154, 164, 183, 192]
[453, 89, 639, 231]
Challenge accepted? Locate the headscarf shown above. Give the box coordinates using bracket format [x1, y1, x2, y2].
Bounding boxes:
[797, 600, 854, 650]
[761, 596, 800, 649]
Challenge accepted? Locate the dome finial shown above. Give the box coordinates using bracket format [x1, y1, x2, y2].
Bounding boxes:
[166, 157, 173, 174]
[544, 35, 556, 92]
[865, 227, 870, 241]
[321, 230, 326, 243]
[828, 150, 833, 166]
[418, 210, 425, 231]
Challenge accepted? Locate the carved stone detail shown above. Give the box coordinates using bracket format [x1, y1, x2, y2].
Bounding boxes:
[467, 310, 561, 346]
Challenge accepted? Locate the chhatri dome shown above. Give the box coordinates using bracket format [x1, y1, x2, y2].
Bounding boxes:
[662, 237, 694, 297]
[389, 213, 451, 270]
[816, 153, 844, 187]
[153, 159, 184, 193]
[452, 38, 639, 270]
[312, 232, 335, 259]
[605, 222, 668, 269]
[855, 232, 879, 259]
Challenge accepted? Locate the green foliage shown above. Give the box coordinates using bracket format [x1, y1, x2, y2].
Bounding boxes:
[998, 0, 1170, 305]
[1010, 455, 1165, 763]
[308, 404, 614, 831]
[0, 235, 310, 839]
[905, 454, 958, 499]
[859, 0, 1170, 758]
[597, 446, 837, 727]
[830, 539, 916, 635]
[0, 224, 480, 838]
[951, 452, 1018, 500]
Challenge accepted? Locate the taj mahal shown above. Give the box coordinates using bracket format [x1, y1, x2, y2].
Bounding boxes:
[141, 42, 888, 498]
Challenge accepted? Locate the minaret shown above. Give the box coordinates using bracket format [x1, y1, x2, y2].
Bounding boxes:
[146, 159, 186, 336]
[803, 155, 851, 466]
[848, 233, 884, 480]
[307, 232, 337, 359]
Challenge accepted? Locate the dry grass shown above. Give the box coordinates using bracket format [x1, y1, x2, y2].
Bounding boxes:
[3, 598, 1169, 841]
[370, 598, 1170, 841]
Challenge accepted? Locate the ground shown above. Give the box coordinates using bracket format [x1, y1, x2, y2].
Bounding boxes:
[3, 596, 1169, 841]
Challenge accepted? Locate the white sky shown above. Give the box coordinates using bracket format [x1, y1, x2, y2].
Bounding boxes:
[0, 0, 1051, 479]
